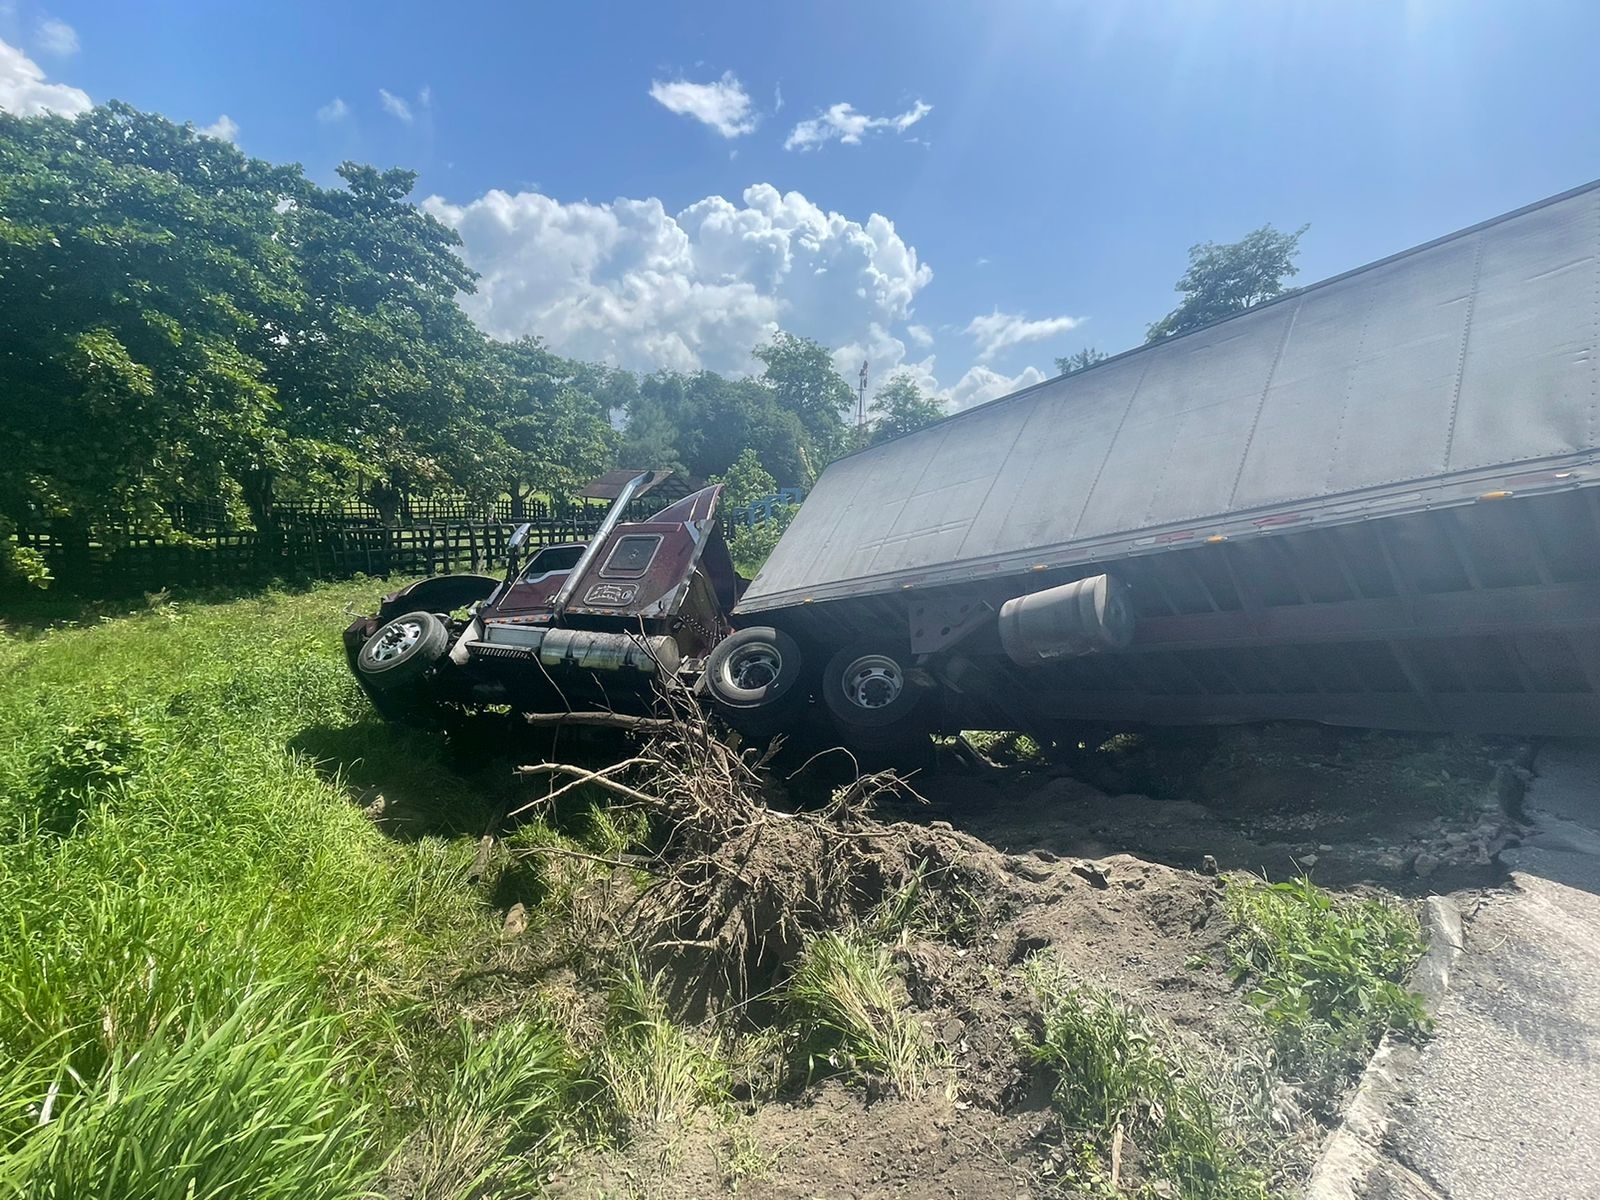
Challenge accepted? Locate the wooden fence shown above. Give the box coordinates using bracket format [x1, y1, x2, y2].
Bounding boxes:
[10, 485, 806, 599]
[10, 518, 598, 597]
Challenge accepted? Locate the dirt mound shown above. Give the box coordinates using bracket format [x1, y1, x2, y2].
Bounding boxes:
[560, 1086, 1047, 1200]
[545, 844, 1254, 1200]
[915, 726, 1526, 890]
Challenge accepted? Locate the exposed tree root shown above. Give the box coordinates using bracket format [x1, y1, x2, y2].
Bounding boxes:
[514, 698, 1009, 1018]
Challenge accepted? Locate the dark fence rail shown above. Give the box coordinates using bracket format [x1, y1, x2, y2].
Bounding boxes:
[9, 485, 808, 599]
[153, 495, 597, 536]
[10, 518, 600, 598]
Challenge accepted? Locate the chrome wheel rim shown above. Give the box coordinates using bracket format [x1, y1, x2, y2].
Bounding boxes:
[370, 619, 422, 663]
[726, 643, 783, 691]
[841, 654, 903, 710]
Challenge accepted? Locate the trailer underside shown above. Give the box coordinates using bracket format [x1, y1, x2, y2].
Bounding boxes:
[770, 486, 1600, 738]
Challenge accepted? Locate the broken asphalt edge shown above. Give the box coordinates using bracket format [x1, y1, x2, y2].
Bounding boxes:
[1301, 894, 1465, 1200]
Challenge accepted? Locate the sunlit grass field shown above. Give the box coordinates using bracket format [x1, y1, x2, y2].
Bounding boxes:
[0, 580, 582, 1199]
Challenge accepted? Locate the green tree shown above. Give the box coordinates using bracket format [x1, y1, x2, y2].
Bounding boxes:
[710, 448, 778, 512]
[752, 332, 853, 464]
[1146, 223, 1308, 343]
[479, 339, 616, 518]
[263, 161, 504, 523]
[620, 369, 807, 486]
[0, 101, 555, 583]
[0, 103, 303, 582]
[1055, 347, 1108, 375]
[711, 448, 794, 577]
[867, 374, 945, 446]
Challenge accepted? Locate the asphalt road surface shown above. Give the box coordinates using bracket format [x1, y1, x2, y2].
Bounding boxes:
[1375, 740, 1600, 1200]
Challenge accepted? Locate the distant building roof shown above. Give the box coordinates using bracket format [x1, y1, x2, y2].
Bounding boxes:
[578, 469, 703, 502]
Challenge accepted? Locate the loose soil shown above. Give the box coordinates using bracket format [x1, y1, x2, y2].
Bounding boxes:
[534, 723, 1525, 1200]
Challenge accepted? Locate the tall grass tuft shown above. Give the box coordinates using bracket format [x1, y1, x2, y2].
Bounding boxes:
[1022, 957, 1271, 1200]
[785, 930, 940, 1095]
[0, 988, 379, 1200]
[400, 1015, 581, 1200]
[594, 961, 727, 1133]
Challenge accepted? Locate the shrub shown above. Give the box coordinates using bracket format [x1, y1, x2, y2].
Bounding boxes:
[26, 706, 148, 836]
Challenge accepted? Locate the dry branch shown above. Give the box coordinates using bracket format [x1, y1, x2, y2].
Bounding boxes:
[522, 712, 676, 731]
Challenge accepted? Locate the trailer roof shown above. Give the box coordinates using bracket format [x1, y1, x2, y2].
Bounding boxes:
[738, 180, 1600, 614]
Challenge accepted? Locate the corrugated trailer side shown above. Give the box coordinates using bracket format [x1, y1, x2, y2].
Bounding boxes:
[722, 182, 1600, 741]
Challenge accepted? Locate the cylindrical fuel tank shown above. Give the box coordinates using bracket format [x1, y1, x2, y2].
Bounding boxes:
[997, 574, 1134, 665]
[538, 629, 681, 675]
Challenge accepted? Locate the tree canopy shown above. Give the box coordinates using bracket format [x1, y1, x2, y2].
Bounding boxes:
[1146, 223, 1308, 343]
[0, 103, 612, 582]
[1054, 347, 1108, 375]
[615, 332, 856, 490]
[867, 373, 945, 446]
[0, 101, 878, 587]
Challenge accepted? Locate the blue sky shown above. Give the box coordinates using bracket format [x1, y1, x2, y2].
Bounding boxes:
[4, 0, 1600, 409]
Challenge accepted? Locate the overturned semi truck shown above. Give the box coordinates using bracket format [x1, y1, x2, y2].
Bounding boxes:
[716, 181, 1600, 749]
[346, 182, 1600, 750]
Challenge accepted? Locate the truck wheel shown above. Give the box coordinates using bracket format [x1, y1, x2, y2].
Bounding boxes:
[356, 611, 450, 692]
[703, 627, 804, 728]
[821, 641, 933, 754]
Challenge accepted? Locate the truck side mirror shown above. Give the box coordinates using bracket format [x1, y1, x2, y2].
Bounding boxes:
[504, 523, 533, 583]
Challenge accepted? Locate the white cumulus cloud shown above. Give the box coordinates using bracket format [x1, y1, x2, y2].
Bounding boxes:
[648, 71, 757, 138]
[35, 17, 77, 56]
[942, 363, 1048, 410]
[893, 358, 1048, 414]
[0, 35, 89, 116]
[423, 182, 932, 378]
[965, 309, 1083, 362]
[316, 96, 348, 122]
[784, 99, 931, 151]
[378, 87, 412, 122]
[199, 114, 238, 142]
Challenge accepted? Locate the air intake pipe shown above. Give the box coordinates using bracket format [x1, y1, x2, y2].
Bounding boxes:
[997, 573, 1134, 665]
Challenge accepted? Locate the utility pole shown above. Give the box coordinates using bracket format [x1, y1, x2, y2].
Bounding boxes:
[857, 360, 869, 429]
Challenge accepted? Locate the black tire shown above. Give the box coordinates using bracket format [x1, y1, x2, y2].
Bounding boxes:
[821, 640, 933, 750]
[356, 610, 450, 692]
[704, 627, 804, 710]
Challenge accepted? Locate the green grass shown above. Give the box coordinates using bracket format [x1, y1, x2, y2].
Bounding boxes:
[784, 930, 941, 1096]
[1022, 958, 1271, 1200]
[396, 1014, 580, 1200]
[0, 579, 567, 1198]
[0, 989, 378, 1200]
[594, 961, 728, 1135]
[1223, 874, 1429, 1111]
